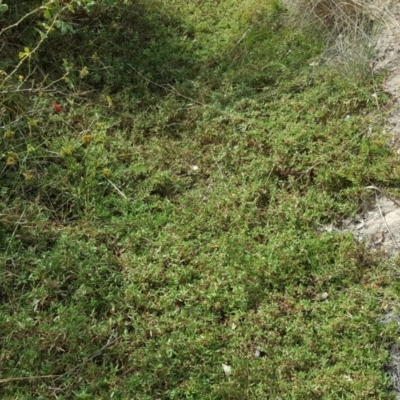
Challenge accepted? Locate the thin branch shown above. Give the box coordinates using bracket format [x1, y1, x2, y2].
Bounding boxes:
[0, 337, 119, 385]
[364, 185, 400, 209]
[54, 335, 119, 382]
[0, 375, 61, 384]
[0, 5, 45, 36]
[0, 5, 67, 90]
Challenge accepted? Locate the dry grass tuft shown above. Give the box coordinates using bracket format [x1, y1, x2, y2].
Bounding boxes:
[283, 0, 394, 33]
[282, 0, 396, 80]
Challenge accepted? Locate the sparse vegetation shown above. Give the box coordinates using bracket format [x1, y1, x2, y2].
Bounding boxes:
[284, 0, 395, 81]
[1, 0, 399, 398]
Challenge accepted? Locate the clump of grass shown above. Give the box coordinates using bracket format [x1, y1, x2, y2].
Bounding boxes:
[282, 0, 395, 81]
[283, 0, 392, 33]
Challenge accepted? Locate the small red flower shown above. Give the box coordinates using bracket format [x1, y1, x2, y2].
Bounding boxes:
[53, 103, 62, 113]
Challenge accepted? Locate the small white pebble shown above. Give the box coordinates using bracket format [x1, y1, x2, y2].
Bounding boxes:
[319, 292, 329, 301]
[222, 364, 231, 376]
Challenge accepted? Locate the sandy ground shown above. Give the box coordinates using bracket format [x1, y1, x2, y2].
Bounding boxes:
[341, 6, 400, 251]
[347, 1, 400, 267]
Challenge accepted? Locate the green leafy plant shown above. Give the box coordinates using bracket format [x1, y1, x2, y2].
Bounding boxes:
[0, 1, 399, 399]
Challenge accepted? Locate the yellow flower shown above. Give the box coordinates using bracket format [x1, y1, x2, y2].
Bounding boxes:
[18, 75, 24, 82]
[6, 152, 18, 166]
[4, 130, 15, 139]
[102, 168, 112, 178]
[81, 134, 94, 146]
[23, 171, 34, 181]
[61, 145, 74, 156]
[79, 66, 89, 78]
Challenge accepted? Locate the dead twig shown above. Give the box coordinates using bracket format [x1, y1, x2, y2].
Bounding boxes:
[0, 336, 119, 386]
[53, 335, 119, 382]
[0, 375, 61, 384]
[364, 185, 400, 208]
[106, 178, 128, 200]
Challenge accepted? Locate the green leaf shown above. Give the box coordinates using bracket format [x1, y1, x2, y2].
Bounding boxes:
[43, 7, 51, 20]
[55, 20, 75, 35]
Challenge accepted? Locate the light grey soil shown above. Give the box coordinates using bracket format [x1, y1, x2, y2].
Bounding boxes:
[344, 195, 400, 254]
[374, 2, 400, 142]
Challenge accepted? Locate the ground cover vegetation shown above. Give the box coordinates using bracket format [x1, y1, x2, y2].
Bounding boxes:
[1, 0, 400, 398]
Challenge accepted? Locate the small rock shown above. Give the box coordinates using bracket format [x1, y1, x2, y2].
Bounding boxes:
[254, 347, 266, 358]
[319, 292, 329, 301]
[222, 363, 231, 376]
